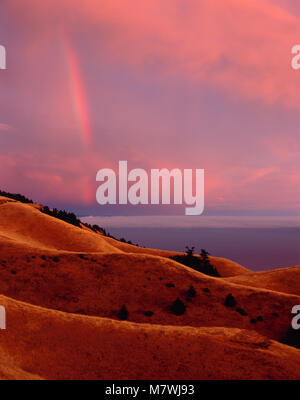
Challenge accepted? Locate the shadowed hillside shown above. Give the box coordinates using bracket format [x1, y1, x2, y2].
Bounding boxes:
[0, 194, 299, 380]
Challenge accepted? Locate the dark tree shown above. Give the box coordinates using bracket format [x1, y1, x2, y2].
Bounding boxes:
[187, 285, 196, 298]
[224, 293, 237, 307]
[185, 246, 195, 258]
[170, 298, 186, 316]
[118, 305, 129, 321]
[144, 311, 154, 317]
[41, 207, 82, 228]
[236, 308, 247, 316]
[0, 190, 33, 203]
[170, 248, 220, 278]
[200, 249, 210, 262]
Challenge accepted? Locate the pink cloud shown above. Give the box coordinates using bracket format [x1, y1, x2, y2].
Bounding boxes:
[0, 123, 13, 131]
[246, 167, 280, 183]
[4, 0, 300, 108]
[1, 0, 299, 212]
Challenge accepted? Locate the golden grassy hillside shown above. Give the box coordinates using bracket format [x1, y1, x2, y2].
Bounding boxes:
[0, 195, 299, 380]
[227, 266, 300, 296]
[1, 295, 300, 380]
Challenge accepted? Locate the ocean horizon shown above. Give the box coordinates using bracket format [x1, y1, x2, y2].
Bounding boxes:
[82, 216, 300, 271]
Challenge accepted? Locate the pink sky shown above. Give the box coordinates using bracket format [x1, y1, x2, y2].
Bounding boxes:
[0, 0, 299, 215]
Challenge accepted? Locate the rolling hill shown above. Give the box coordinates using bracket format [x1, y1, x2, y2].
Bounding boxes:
[0, 195, 299, 379]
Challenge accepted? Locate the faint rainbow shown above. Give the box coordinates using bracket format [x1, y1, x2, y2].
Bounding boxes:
[62, 35, 92, 150]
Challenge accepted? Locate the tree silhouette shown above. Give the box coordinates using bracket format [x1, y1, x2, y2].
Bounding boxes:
[118, 305, 129, 320]
[224, 293, 237, 307]
[170, 298, 186, 316]
[185, 246, 195, 258]
[0, 190, 33, 204]
[187, 285, 196, 298]
[200, 249, 210, 263]
[170, 247, 220, 277]
[41, 206, 81, 228]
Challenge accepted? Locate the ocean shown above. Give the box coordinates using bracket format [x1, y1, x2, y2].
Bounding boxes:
[82, 216, 300, 271]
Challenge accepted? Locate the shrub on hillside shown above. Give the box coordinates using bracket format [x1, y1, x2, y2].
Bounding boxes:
[144, 311, 154, 317]
[224, 293, 237, 307]
[82, 222, 106, 235]
[118, 305, 129, 321]
[0, 190, 33, 204]
[41, 206, 81, 228]
[170, 298, 186, 316]
[169, 248, 220, 277]
[187, 285, 196, 298]
[236, 307, 247, 316]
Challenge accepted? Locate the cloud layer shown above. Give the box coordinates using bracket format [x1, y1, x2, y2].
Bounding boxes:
[0, 0, 299, 214]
